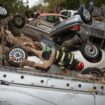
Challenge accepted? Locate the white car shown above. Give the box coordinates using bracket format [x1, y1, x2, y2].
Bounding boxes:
[26, 49, 105, 76]
[74, 50, 105, 72]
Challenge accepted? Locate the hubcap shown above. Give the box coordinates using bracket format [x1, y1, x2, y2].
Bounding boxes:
[85, 44, 97, 58]
[15, 17, 22, 25]
[9, 48, 26, 63]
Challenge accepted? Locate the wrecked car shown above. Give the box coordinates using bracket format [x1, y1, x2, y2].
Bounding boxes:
[0, 4, 104, 77]
[8, 6, 93, 50]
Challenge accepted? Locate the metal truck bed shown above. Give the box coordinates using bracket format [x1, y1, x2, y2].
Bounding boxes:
[0, 66, 105, 105]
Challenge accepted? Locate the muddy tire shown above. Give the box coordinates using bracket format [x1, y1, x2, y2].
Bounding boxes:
[12, 15, 25, 28]
[8, 20, 21, 36]
[81, 67, 103, 77]
[103, 70, 105, 77]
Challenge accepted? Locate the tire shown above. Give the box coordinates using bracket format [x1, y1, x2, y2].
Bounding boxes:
[7, 47, 28, 67]
[78, 6, 92, 24]
[103, 70, 105, 77]
[0, 5, 8, 18]
[8, 20, 21, 36]
[12, 15, 25, 29]
[80, 43, 100, 61]
[81, 67, 103, 77]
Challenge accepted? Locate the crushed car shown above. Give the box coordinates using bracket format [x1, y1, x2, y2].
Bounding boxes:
[0, 4, 105, 77]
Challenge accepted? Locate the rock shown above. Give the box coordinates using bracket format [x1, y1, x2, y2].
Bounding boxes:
[92, 7, 102, 17]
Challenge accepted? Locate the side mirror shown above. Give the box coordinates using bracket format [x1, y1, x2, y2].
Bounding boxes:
[78, 6, 92, 24]
[0, 5, 8, 18]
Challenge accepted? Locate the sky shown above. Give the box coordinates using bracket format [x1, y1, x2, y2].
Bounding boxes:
[23, 0, 40, 7]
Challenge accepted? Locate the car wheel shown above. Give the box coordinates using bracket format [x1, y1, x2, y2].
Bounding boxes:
[7, 47, 27, 67]
[78, 6, 92, 24]
[80, 42, 100, 61]
[12, 15, 25, 28]
[81, 67, 103, 77]
[0, 5, 8, 18]
[8, 20, 21, 36]
[103, 70, 105, 77]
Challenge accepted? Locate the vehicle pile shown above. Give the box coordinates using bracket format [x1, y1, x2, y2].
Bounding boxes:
[0, 5, 105, 83]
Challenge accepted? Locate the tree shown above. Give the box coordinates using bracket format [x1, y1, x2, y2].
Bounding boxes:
[41, 0, 105, 12]
[43, 0, 80, 12]
[0, 0, 30, 14]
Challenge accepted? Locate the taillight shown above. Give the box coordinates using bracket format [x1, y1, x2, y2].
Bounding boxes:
[76, 61, 84, 71]
[69, 25, 80, 31]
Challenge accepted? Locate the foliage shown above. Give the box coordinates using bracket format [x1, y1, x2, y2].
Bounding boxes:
[41, 0, 105, 12]
[1, 0, 105, 14]
[0, 0, 30, 14]
[61, 0, 80, 9]
[31, 4, 43, 12]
